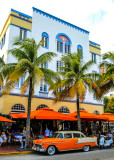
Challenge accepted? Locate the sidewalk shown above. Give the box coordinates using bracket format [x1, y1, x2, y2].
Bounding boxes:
[0, 145, 33, 156]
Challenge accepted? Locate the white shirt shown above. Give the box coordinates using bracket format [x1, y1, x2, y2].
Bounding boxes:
[45, 129, 50, 136]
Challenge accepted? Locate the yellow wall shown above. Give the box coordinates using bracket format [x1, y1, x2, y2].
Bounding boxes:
[0, 10, 32, 42]
[89, 46, 101, 55]
[0, 95, 104, 115]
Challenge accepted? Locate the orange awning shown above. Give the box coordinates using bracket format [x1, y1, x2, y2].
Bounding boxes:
[101, 113, 114, 122]
[10, 108, 77, 121]
[67, 110, 109, 121]
[0, 115, 15, 122]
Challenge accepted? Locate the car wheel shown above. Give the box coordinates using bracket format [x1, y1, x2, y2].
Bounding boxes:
[47, 145, 56, 156]
[83, 145, 90, 152]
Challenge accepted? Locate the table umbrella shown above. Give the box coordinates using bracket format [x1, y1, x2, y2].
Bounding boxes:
[67, 110, 109, 121]
[10, 108, 77, 121]
[0, 115, 14, 122]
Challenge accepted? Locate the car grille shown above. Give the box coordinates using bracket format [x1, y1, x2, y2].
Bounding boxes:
[35, 144, 42, 148]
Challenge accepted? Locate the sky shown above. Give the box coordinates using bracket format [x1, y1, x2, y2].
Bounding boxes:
[0, 0, 114, 54]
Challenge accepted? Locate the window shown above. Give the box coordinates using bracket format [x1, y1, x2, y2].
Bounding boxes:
[58, 87, 63, 92]
[57, 39, 63, 53]
[36, 104, 48, 110]
[15, 77, 25, 89]
[40, 79, 47, 92]
[92, 53, 96, 63]
[56, 34, 71, 54]
[81, 134, 86, 138]
[79, 108, 85, 111]
[93, 110, 100, 115]
[41, 62, 48, 69]
[57, 61, 63, 71]
[92, 70, 97, 80]
[64, 133, 72, 139]
[65, 41, 70, 54]
[73, 133, 80, 138]
[77, 45, 83, 60]
[20, 28, 27, 40]
[58, 106, 70, 114]
[42, 32, 49, 49]
[10, 104, 25, 113]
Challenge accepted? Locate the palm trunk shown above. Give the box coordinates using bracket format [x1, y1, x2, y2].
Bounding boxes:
[25, 76, 32, 148]
[77, 97, 81, 131]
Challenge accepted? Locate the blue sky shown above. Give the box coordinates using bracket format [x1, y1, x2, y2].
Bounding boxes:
[0, 0, 114, 54]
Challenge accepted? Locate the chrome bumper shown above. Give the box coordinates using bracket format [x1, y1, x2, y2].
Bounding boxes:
[32, 146, 46, 152]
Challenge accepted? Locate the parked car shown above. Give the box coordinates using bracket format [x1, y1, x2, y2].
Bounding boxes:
[32, 131, 97, 155]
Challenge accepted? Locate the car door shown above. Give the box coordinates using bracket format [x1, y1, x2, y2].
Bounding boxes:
[61, 133, 74, 151]
[73, 133, 84, 149]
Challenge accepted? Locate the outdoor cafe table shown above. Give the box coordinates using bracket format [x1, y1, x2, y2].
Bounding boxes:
[12, 133, 24, 144]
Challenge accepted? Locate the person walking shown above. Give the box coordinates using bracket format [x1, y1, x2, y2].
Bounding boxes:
[45, 127, 50, 138]
[20, 127, 26, 149]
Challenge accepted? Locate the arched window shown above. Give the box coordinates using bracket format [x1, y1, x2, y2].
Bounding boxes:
[42, 32, 49, 49]
[10, 104, 25, 113]
[58, 106, 70, 114]
[36, 104, 48, 110]
[93, 110, 100, 115]
[77, 45, 83, 60]
[79, 108, 85, 111]
[56, 33, 72, 54]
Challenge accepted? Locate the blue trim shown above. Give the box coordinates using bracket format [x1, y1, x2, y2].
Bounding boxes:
[65, 41, 70, 45]
[42, 32, 48, 37]
[10, 23, 31, 31]
[11, 9, 32, 19]
[89, 44, 101, 50]
[42, 32, 49, 49]
[89, 40, 100, 46]
[33, 7, 89, 35]
[39, 91, 48, 94]
[8, 93, 104, 106]
[56, 33, 72, 44]
[90, 52, 101, 56]
[77, 45, 83, 60]
[10, 14, 32, 23]
[57, 38, 63, 42]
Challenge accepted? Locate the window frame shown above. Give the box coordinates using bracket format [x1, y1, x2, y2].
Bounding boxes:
[42, 32, 49, 49]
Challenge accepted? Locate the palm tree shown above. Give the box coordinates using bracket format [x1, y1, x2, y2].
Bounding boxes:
[3, 38, 57, 148]
[49, 52, 99, 131]
[0, 57, 16, 91]
[95, 52, 114, 100]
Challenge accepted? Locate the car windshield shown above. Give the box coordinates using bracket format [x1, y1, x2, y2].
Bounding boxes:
[53, 133, 63, 139]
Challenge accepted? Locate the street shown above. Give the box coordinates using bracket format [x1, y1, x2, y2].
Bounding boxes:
[0, 148, 114, 160]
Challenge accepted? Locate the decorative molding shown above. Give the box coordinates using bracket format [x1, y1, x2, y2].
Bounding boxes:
[56, 33, 72, 44]
[33, 7, 89, 35]
[89, 40, 100, 46]
[89, 44, 101, 50]
[10, 14, 32, 23]
[90, 51, 101, 56]
[11, 8, 32, 19]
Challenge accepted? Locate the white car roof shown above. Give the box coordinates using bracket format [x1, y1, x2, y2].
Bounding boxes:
[55, 131, 83, 134]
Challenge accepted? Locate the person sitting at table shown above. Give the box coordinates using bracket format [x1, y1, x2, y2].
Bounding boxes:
[20, 127, 26, 149]
[7, 126, 12, 144]
[1, 132, 7, 144]
[0, 134, 3, 147]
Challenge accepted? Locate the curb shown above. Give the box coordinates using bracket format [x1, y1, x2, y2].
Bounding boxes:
[0, 151, 33, 156]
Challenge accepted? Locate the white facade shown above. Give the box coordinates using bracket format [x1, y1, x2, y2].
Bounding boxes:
[0, 7, 102, 106]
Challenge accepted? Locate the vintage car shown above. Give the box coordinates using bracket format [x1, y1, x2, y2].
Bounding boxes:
[32, 131, 97, 155]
